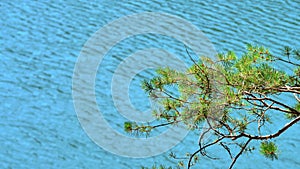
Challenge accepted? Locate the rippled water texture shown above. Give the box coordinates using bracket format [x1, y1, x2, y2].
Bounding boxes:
[1, 0, 300, 168]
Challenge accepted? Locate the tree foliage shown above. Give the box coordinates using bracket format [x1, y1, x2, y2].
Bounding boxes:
[124, 45, 300, 169]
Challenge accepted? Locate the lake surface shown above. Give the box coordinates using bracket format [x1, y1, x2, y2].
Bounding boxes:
[1, 0, 300, 168]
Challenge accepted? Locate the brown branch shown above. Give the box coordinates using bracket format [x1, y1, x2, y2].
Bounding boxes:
[220, 142, 233, 159]
[244, 97, 291, 114]
[231, 115, 300, 140]
[228, 138, 252, 169]
[198, 127, 212, 146]
[258, 103, 274, 135]
[254, 86, 300, 94]
[243, 92, 300, 115]
[188, 136, 225, 169]
[264, 97, 300, 115]
[162, 90, 190, 104]
[294, 93, 300, 102]
[272, 56, 300, 66]
[151, 121, 179, 129]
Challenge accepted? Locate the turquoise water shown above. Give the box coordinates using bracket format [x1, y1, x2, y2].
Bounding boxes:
[1, 0, 300, 168]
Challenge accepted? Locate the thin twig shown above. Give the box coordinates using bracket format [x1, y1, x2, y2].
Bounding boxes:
[188, 136, 225, 169]
[228, 138, 252, 169]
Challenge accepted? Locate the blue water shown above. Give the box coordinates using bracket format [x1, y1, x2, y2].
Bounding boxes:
[1, 0, 300, 168]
